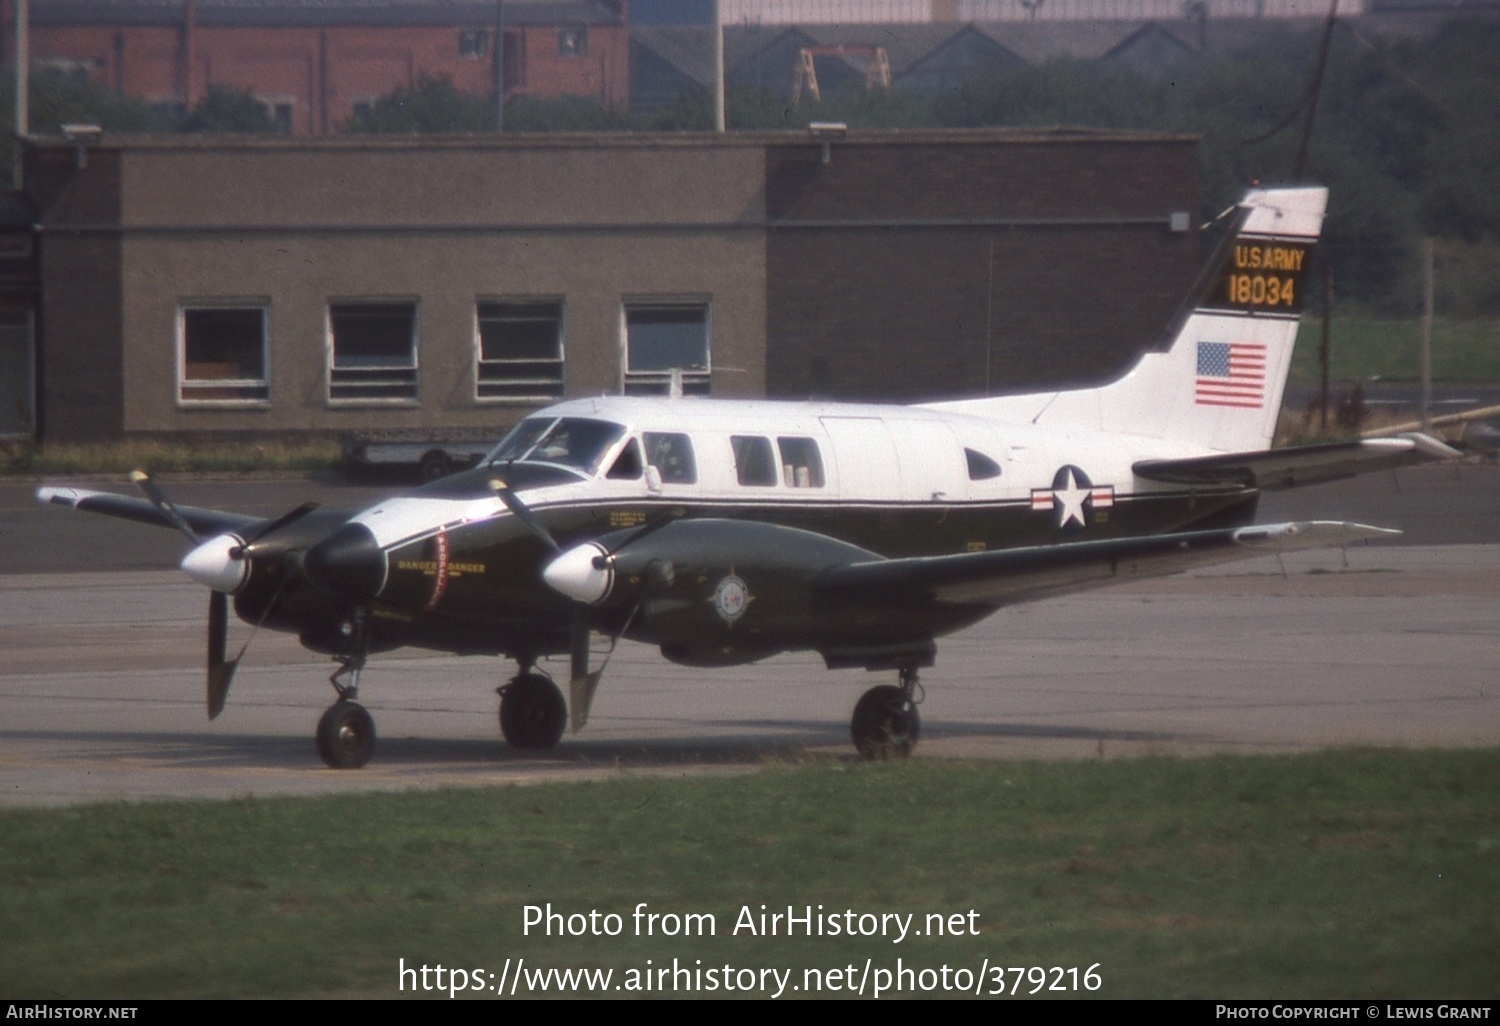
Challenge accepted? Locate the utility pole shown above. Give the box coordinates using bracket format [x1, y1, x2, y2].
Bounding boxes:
[493, 0, 505, 132]
[713, 0, 725, 133]
[1320, 264, 1332, 433]
[13, 0, 28, 189]
[1420, 238, 1434, 434]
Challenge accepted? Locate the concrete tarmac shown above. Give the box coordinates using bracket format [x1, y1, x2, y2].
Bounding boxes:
[2, 462, 1498, 805]
[2, 541, 1497, 806]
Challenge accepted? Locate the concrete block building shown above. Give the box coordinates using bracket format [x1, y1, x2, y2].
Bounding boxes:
[25, 127, 1200, 442]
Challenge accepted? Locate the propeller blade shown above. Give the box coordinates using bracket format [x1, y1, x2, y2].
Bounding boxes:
[206, 591, 239, 720]
[568, 605, 602, 734]
[489, 478, 561, 552]
[130, 470, 200, 544]
[231, 501, 319, 559]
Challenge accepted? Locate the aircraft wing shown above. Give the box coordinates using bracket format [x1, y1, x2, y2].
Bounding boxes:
[36, 485, 259, 538]
[1133, 433, 1460, 491]
[814, 521, 1396, 608]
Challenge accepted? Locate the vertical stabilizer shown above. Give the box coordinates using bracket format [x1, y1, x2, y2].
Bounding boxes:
[927, 186, 1327, 455]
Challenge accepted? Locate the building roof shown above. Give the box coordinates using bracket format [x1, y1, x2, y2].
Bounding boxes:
[29, 0, 626, 29]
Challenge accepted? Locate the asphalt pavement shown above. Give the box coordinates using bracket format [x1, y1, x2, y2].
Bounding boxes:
[0, 462, 1496, 805]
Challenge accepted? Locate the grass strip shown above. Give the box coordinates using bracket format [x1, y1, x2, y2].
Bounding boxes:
[1292, 318, 1500, 385]
[2, 748, 1497, 999]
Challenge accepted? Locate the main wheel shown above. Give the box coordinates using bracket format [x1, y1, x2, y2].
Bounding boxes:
[418, 450, 451, 482]
[316, 700, 376, 769]
[499, 674, 567, 749]
[851, 685, 920, 760]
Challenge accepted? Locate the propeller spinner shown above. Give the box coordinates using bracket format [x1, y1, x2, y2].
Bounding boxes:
[131, 471, 317, 720]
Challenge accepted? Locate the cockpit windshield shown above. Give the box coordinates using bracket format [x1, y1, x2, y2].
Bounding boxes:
[485, 417, 627, 475]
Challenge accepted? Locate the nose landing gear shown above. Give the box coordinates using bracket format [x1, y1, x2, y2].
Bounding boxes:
[315, 609, 376, 769]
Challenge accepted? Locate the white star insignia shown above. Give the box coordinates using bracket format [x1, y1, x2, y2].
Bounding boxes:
[1053, 468, 1089, 528]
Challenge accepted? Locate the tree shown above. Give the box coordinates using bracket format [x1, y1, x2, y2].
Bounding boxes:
[181, 84, 282, 134]
[345, 76, 495, 134]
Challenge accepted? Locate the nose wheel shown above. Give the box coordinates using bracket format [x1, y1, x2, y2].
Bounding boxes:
[316, 700, 376, 769]
[315, 607, 376, 769]
[851, 668, 922, 760]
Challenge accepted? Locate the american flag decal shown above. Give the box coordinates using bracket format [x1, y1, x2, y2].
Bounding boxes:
[1196, 341, 1266, 409]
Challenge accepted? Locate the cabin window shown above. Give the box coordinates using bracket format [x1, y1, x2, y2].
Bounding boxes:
[476, 300, 564, 401]
[498, 417, 623, 473]
[606, 438, 643, 480]
[965, 448, 1002, 481]
[623, 302, 711, 396]
[328, 301, 418, 403]
[643, 432, 696, 485]
[732, 436, 778, 487]
[179, 304, 269, 404]
[777, 437, 825, 488]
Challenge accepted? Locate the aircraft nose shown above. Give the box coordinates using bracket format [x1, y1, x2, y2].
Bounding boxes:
[303, 522, 387, 598]
[180, 532, 250, 593]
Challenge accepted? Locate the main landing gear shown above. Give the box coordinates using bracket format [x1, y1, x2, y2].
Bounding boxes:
[851, 667, 922, 760]
[498, 669, 568, 750]
[315, 609, 376, 770]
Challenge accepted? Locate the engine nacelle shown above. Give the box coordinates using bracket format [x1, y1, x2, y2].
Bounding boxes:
[588, 519, 881, 656]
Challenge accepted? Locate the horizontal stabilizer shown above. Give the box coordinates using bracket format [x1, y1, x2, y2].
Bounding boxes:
[815, 521, 1398, 608]
[1133, 433, 1460, 491]
[36, 486, 257, 538]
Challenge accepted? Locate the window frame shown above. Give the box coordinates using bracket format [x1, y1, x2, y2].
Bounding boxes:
[621, 299, 712, 397]
[558, 27, 588, 58]
[254, 93, 296, 134]
[177, 301, 271, 407]
[474, 298, 565, 403]
[458, 28, 489, 59]
[326, 299, 420, 406]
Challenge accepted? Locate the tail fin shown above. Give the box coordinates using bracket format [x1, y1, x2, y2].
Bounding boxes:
[926, 186, 1327, 454]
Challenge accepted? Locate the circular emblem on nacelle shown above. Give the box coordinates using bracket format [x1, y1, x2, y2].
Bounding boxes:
[712, 573, 752, 625]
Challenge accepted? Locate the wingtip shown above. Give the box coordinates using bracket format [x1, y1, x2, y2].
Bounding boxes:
[1234, 520, 1402, 548]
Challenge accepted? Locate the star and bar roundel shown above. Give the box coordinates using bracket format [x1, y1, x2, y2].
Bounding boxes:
[1031, 465, 1114, 531]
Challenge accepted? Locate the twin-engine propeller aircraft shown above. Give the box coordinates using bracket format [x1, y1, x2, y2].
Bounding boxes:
[40, 186, 1457, 768]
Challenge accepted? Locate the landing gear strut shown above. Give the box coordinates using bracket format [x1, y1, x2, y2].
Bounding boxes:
[851, 667, 922, 760]
[316, 608, 376, 769]
[498, 670, 567, 750]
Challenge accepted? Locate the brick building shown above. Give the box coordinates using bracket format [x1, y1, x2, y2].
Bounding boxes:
[25, 128, 1199, 442]
[8, 0, 629, 135]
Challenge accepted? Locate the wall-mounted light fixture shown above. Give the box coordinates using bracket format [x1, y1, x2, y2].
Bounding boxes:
[808, 121, 847, 165]
[61, 123, 102, 168]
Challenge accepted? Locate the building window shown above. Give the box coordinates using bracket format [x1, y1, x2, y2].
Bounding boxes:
[459, 29, 489, 59]
[179, 305, 269, 404]
[328, 301, 418, 403]
[255, 95, 295, 134]
[476, 300, 564, 401]
[558, 28, 587, 57]
[623, 302, 710, 396]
